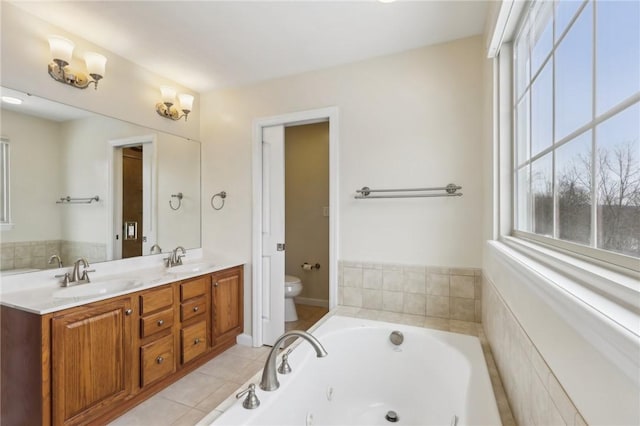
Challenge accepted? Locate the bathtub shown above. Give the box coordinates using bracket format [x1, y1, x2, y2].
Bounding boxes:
[208, 315, 501, 426]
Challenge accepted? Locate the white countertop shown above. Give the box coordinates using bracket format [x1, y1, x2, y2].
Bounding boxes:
[0, 250, 243, 315]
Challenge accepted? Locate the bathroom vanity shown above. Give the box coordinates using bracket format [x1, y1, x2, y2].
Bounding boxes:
[1, 264, 243, 426]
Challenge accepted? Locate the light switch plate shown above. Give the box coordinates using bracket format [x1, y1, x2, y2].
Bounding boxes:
[322, 206, 329, 217]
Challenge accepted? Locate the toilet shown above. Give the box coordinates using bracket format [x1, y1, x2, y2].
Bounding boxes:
[284, 275, 303, 322]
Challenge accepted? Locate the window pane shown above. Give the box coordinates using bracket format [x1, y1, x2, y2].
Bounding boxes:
[516, 93, 530, 165]
[596, 0, 640, 114]
[532, 153, 553, 236]
[596, 103, 640, 257]
[531, 59, 553, 156]
[0, 142, 7, 223]
[556, 131, 592, 245]
[516, 166, 531, 232]
[555, 0, 585, 41]
[531, 2, 553, 74]
[515, 26, 531, 98]
[555, 2, 593, 142]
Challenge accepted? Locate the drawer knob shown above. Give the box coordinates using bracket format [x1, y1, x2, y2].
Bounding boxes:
[157, 319, 164, 326]
[194, 338, 201, 345]
[156, 356, 164, 364]
[193, 306, 199, 312]
[214, 282, 219, 287]
[125, 309, 133, 316]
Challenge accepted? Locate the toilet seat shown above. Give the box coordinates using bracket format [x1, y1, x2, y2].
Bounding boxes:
[285, 275, 301, 286]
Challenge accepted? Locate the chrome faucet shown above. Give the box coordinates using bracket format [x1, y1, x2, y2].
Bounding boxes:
[165, 246, 186, 267]
[56, 257, 94, 287]
[48, 254, 63, 268]
[71, 257, 93, 284]
[150, 243, 162, 254]
[260, 330, 328, 391]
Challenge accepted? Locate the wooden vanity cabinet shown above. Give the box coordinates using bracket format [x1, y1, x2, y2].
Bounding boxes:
[1, 265, 244, 426]
[211, 266, 243, 348]
[50, 296, 134, 426]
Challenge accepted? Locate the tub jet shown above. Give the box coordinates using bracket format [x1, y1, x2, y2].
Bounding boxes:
[385, 410, 399, 423]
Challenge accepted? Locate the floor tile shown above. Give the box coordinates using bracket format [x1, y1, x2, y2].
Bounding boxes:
[156, 372, 226, 407]
[108, 396, 190, 426]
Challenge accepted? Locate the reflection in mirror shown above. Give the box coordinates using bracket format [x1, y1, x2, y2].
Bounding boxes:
[0, 87, 201, 275]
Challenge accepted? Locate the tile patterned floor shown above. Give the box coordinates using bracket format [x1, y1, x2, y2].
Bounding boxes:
[109, 304, 515, 425]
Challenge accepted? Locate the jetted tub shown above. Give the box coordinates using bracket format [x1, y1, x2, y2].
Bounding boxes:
[209, 315, 501, 426]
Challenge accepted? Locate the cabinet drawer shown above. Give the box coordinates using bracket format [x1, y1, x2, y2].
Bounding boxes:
[140, 335, 175, 387]
[140, 286, 174, 314]
[181, 297, 206, 322]
[181, 321, 207, 364]
[180, 276, 208, 301]
[140, 308, 174, 338]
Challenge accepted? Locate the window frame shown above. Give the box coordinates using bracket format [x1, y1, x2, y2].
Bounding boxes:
[0, 137, 12, 231]
[511, 0, 640, 274]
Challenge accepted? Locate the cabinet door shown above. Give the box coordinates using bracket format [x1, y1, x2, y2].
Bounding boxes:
[52, 297, 133, 425]
[212, 267, 243, 346]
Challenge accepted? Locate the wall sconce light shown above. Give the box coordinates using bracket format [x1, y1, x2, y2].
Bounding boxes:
[155, 86, 194, 121]
[47, 35, 106, 90]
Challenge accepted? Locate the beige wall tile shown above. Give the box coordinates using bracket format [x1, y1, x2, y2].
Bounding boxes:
[475, 299, 482, 323]
[403, 270, 426, 294]
[403, 293, 426, 315]
[343, 287, 363, 307]
[343, 266, 363, 288]
[450, 267, 474, 276]
[363, 268, 383, 289]
[451, 297, 475, 321]
[427, 266, 450, 274]
[426, 295, 450, 318]
[474, 275, 482, 299]
[356, 308, 382, 320]
[382, 290, 404, 312]
[362, 289, 383, 310]
[427, 273, 450, 296]
[449, 319, 477, 336]
[423, 317, 450, 331]
[450, 275, 474, 298]
[382, 269, 404, 291]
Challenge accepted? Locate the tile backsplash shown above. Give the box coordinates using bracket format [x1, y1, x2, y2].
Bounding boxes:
[1, 240, 106, 271]
[338, 261, 482, 322]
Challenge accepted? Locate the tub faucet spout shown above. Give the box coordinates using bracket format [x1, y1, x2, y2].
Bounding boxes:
[260, 330, 327, 392]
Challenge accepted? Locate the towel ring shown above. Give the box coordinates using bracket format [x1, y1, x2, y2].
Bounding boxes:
[169, 192, 183, 210]
[211, 191, 227, 210]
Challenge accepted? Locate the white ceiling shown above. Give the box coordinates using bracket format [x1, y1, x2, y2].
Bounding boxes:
[11, 1, 490, 93]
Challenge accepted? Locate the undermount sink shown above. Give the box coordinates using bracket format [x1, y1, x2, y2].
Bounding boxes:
[53, 278, 142, 299]
[167, 262, 215, 275]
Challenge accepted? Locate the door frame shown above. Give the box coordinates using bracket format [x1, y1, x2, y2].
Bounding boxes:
[251, 107, 339, 347]
[106, 134, 157, 260]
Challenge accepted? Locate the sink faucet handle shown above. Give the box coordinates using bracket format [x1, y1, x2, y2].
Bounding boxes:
[55, 272, 71, 287]
[236, 383, 260, 409]
[80, 269, 96, 282]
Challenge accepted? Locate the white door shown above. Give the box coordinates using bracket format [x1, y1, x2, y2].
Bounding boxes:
[261, 125, 285, 345]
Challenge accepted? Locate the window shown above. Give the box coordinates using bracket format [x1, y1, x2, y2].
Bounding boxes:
[513, 0, 640, 271]
[0, 138, 10, 228]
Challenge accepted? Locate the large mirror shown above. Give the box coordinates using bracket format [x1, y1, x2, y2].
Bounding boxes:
[0, 87, 201, 275]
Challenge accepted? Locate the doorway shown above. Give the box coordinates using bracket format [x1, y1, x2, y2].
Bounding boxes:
[252, 107, 339, 347]
[107, 134, 157, 261]
[121, 146, 143, 258]
[283, 122, 330, 332]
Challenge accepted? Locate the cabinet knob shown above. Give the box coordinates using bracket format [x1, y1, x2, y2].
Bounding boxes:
[194, 338, 201, 345]
[157, 319, 164, 326]
[125, 309, 133, 316]
[156, 356, 164, 364]
[214, 282, 219, 287]
[193, 306, 199, 312]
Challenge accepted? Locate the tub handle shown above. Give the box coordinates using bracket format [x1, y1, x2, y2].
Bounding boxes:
[236, 383, 260, 409]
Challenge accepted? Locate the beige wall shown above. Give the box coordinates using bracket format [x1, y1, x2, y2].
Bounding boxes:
[0, 109, 63, 243]
[284, 122, 330, 303]
[200, 37, 488, 331]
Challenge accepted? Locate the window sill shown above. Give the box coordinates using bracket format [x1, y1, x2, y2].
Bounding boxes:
[489, 238, 640, 381]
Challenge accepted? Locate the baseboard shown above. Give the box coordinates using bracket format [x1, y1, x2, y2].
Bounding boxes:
[295, 297, 329, 308]
[236, 333, 253, 347]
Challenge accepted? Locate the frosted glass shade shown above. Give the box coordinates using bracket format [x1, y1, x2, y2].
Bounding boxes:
[48, 35, 74, 64]
[84, 52, 107, 77]
[160, 86, 176, 104]
[178, 94, 194, 112]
